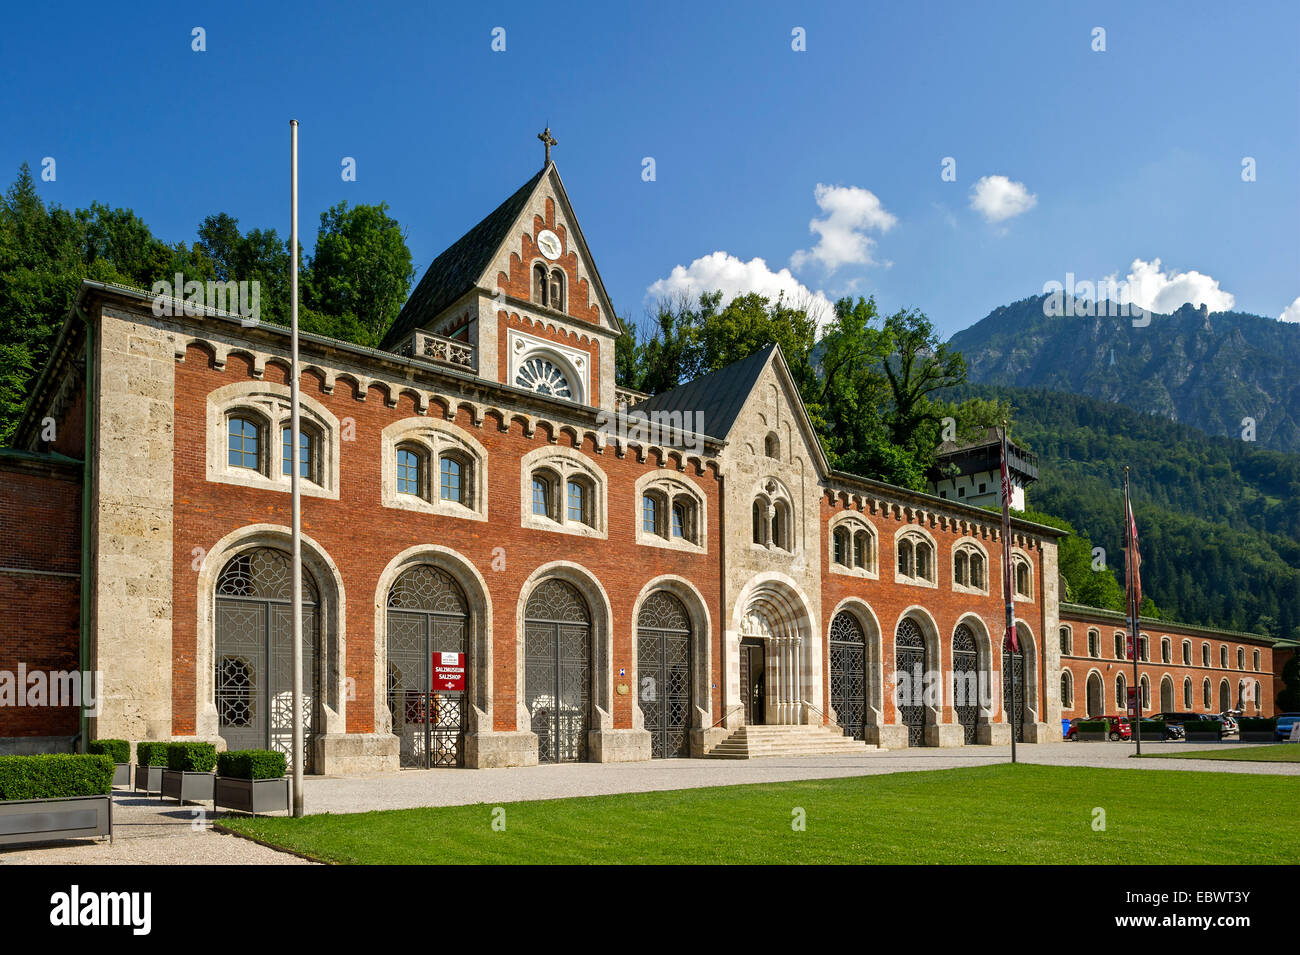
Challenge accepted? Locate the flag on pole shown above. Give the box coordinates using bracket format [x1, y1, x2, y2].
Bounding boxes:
[1125, 490, 1142, 620]
[1000, 427, 1018, 653]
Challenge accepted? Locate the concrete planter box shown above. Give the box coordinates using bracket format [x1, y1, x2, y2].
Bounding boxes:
[1076, 730, 1108, 742]
[0, 794, 112, 846]
[1185, 729, 1222, 742]
[214, 777, 290, 815]
[134, 764, 164, 794]
[161, 770, 214, 805]
[1240, 731, 1274, 743]
[111, 763, 130, 787]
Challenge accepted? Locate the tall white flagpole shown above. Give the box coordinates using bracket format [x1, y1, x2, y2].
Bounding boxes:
[289, 119, 305, 817]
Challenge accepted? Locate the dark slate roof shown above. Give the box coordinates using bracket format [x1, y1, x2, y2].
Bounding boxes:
[627, 344, 775, 440]
[380, 166, 547, 350]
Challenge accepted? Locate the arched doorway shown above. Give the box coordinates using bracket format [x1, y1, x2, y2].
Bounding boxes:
[1218, 680, 1230, 713]
[895, 618, 928, 747]
[525, 579, 592, 763]
[951, 624, 979, 743]
[215, 548, 320, 771]
[1086, 672, 1103, 717]
[830, 611, 867, 739]
[637, 591, 692, 759]
[387, 565, 469, 769]
[1002, 633, 1026, 742]
[1160, 676, 1174, 713]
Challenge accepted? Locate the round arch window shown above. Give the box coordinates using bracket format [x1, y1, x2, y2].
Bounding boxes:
[516, 355, 574, 399]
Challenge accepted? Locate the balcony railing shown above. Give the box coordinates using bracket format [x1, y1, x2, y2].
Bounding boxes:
[615, 386, 650, 412]
[399, 330, 475, 371]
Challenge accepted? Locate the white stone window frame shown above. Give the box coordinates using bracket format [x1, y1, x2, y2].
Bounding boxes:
[1087, 628, 1100, 658]
[380, 417, 488, 522]
[1059, 625, 1073, 656]
[950, 536, 989, 595]
[1253, 649, 1261, 672]
[507, 327, 589, 406]
[206, 381, 339, 500]
[1182, 638, 1193, 666]
[520, 445, 607, 539]
[893, 525, 938, 589]
[1011, 548, 1034, 601]
[635, 472, 706, 553]
[749, 477, 796, 554]
[1161, 636, 1172, 664]
[827, 512, 878, 579]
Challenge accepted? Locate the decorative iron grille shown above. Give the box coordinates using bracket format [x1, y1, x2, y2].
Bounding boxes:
[1002, 634, 1026, 743]
[215, 548, 320, 771]
[895, 617, 927, 746]
[829, 611, 866, 739]
[952, 624, 979, 744]
[637, 591, 692, 758]
[525, 579, 590, 763]
[386, 565, 468, 769]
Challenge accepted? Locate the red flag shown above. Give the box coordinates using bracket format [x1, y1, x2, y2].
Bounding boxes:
[1125, 493, 1142, 615]
[1000, 428, 1018, 653]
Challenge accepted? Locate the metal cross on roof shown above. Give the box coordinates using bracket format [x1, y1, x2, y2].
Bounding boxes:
[538, 126, 557, 166]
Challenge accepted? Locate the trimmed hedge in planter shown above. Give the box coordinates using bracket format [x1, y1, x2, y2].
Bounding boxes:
[0, 755, 114, 846]
[216, 750, 286, 780]
[167, 742, 217, 773]
[89, 740, 131, 787]
[134, 742, 170, 795]
[0, 754, 114, 800]
[1239, 718, 1276, 742]
[1183, 720, 1222, 742]
[1074, 720, 1109, 741]
[1134, 719, 1167, 739]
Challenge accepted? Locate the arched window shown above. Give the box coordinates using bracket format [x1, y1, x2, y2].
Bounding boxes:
[439, 453, 468, 504]
[523, 449, 606, 535]
[1115, 632, 1126, 660]
[764, 432, 780, 459]
[1088, 629, 1100, 658]
[1139, 635, 1149, 662]
[968, 552, 985, 589]
[548, 268, 565, 311]
[1182, 640, 1192, 666]
[1183, 677, 1192, 709]
[1202, 643, 1210, 667]
[829, 515, 875, 574]
[671, 501, 689, 539]
[1253, 649, 1261, 671]
[566, 477, 592, 526]
[1202, 678, 1211, 708]
[1219, 645, 1228, 668]
[952, 542, 987, 591]
[1059, 627, 1072, 656]
[228, 415, 262, 471]
[771, 500, 791, 550]
[897, 539, 913, 576]
[1013, 556, 1032, 599]
[1140, 675, 1150, 710]
[1219, 680, 1230, 712]
[531, 470, 557, 519]
[1116, 673, 1127, 710]
[1236, 647, 1245, 670]
[533, 263, 548, 306]
[1253, 681, 1261, 712]
[833, 527, 850, 566]
[896, 531, 935, 584]
[752, 498, 766, 545]
[1061, 670, 1073, 709]
[954, 550, 968, 586]
[643, 493, 661, 535]
[915, 541, 932, 581]
[396, 444, 427, 499]
[853, 530, 871, 570]
[515, 355, 574, 399]
[281, 425, 319, 483]
[1160, 676, 1173, 712]
[1161, 637, 1171, 664]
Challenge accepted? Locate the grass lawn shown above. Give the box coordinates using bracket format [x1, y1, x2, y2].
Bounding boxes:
[1137, 744, 1300, 763]
[218, 763, 1300, 865]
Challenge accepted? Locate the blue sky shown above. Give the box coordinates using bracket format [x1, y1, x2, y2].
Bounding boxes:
[4, 1, 1297, 337]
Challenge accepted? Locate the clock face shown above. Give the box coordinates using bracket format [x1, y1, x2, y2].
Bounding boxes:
[537, 229, 562, 260]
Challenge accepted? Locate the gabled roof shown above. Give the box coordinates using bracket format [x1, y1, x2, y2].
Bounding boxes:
[628, 344, 776, 440]
[380, 166, 547, 350]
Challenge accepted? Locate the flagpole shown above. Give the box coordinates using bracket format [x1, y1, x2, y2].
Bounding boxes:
[289, 119, 305, 817]
[1125, 467, 1140, 758]
[1001, 423, 1018, 764]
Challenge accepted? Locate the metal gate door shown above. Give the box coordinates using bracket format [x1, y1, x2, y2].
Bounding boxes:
[1002, 637, 1026, 743]
[952, 624, 979, 744]
[895, 618, 927, 746]
[387, 566, 468, 769]
[829, 612, 866, 739]
[637, 591, 691, 759]
[525, 580, 591, 763]
[215, 548, 320, 772]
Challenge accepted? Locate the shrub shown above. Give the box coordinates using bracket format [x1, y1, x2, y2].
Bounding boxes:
[1238, 718, 1276, 732]
[166, 742, 217, 773]
[1136, 719, 1166, 736]
[1075, 720, 1109, 733]
[217, 750, 287, 780]
[87, 739, 130, 763]
[0, 754, 114, 800]
[135, 742, 170, 766]
[1183, 720, 1221, 734]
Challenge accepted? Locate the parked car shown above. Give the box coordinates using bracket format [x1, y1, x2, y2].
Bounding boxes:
[1098, 716, 1132, 741]
[1217, 713, 1239, 735]
[1155, 711, 1198, 727]
[1275, 713, 1300, 742]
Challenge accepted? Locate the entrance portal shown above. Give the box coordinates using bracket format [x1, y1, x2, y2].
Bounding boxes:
[739, 638, 765, 725]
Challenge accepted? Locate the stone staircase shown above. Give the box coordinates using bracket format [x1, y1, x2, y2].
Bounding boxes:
[703, 724, 877, 759]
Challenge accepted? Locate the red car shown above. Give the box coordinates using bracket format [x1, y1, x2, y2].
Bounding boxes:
[1065, 715, 1131, 741]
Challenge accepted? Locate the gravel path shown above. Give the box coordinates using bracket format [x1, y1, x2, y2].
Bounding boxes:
[1, 741, 1290, 864]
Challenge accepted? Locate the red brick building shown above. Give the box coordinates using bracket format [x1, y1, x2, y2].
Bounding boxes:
[0, 158, 1286, 765]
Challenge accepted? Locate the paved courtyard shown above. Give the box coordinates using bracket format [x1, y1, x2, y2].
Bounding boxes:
[2, 741, 1293, 865]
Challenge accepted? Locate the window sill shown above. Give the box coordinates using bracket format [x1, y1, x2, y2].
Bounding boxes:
[830, 563, 878, 580]
[951, 583, 989, 596]
[385, 494, 488, 522]
[210, 468, 338, 500]
[637, 533, 705, 554]
[522, 514, 607, 540]
[894, 574, 937, 589]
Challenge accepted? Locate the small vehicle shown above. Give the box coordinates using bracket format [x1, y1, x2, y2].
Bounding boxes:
[1065, 716, 1130, 741]
[1155, 711, 1198, 727]
[1218, 713, 1239, 735]
[1275, 713, 1300, 742]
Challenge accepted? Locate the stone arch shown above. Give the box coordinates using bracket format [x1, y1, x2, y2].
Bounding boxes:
[892, 606, 943, 744]
[826, 597, 884, 741]
[955, 612, 998, 731]
[1085, 668, 1105, 717]
[195, 524, 346, 749]
[630, 575, 714, 744]
[728, 573, 818, 727]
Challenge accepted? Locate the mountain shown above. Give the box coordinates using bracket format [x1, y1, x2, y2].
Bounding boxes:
[949, 295, 1300, 455]
[946, 383, 1300, 641]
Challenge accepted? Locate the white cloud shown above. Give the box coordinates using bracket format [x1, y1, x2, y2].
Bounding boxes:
[969, 175, 1037, 224]
[646, 251, 835, 323]
[1111, 258, 1236, 314]
[790, 183, 897, 273]
[1279, 296, 1300, 323]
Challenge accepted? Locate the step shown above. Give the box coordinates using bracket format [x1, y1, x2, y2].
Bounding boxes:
[702, 724, 877, 759]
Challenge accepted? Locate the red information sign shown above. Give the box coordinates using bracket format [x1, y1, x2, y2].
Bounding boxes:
[433, 651, 465, 692]
[1126, 688, 1137, 718]
[1125, 636, 1133, 661]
